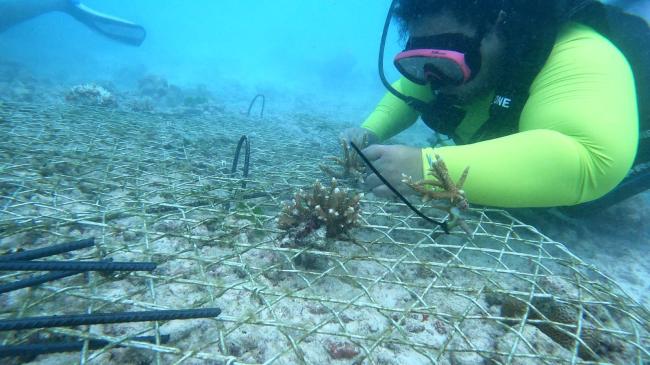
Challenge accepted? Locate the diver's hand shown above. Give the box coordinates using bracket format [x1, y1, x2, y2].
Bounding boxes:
[339, 127, 379, 148]
[362, 145, 423, 197]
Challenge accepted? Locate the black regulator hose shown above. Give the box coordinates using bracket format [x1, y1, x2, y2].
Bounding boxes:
[349, 142, 450, 234]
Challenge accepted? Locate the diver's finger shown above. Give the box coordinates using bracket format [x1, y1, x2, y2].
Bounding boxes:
[372, 185, 396, 199]
[360, 145, 385, 161]
[364, 173, 382, 191]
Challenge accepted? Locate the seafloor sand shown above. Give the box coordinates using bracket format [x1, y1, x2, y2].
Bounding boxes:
[512, 195, 650, 308]
[0, 78, 648, 364]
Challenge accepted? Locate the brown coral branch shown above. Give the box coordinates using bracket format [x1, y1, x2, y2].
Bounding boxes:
[402, 154, 471, 234]
[407, 154, 469, 210]
[319, 165, 345, 180]
[319, 137, 367, 183]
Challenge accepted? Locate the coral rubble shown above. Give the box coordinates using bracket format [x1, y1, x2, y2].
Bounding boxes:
[129, 97, 154, 112]
[0, 61, 41, 102]
[65, 83, 116, 107]
[319, 138, 366, 184]
[135, 75, 220, 115]
[137, 74, 171, 98]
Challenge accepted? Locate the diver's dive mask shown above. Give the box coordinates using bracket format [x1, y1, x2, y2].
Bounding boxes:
[378, 0, 488, 112]
[394, 33, 482, 88]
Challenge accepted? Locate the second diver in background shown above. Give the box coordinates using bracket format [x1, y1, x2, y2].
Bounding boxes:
[0, 0, 146, 46]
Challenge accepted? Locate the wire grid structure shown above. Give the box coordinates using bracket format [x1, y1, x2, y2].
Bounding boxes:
[0, 101, 648, 365]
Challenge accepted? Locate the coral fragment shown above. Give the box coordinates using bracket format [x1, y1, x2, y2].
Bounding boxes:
[403, 154, 471, 233]
[278, 178, 362, 240]
[319, 138, 367, 183]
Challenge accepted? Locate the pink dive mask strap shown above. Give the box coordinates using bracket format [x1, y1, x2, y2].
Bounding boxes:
[394, 49, 472, 83]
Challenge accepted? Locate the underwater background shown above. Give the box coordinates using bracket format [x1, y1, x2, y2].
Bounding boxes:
[0, 0, 407, 119]
[0, 1, 649, 364]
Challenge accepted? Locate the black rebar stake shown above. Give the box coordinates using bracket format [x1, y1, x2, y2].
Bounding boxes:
[0, 238, 95, 262]
[0, 335, 171, 357]
[0, 308, 222, 331]
[231, 135, 251, 188]
[0, 261, 156, 272]
[349, 142, 450, 234]
[246, 94, 265, 118]
[0, 271, 81, 294]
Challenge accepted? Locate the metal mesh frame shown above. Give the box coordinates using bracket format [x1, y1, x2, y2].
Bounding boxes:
[0, 102, 648, 364]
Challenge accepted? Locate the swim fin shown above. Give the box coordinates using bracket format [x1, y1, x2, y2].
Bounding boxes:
[66, 1, 146, 46]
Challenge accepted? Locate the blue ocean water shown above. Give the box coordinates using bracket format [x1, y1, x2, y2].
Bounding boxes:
[0, 2, 649, 364]
[0, 0, 406, 118]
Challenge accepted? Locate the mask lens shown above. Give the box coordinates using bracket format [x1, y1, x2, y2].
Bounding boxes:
[394, 33, 480, 88]
[395, 52, 468, 87]
[394, 56, 429, 85]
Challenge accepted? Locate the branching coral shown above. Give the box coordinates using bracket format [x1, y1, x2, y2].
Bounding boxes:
[277, 178, 362, 268]
[278, 178, 362, 241]
[402, 154, 471, 233]
[319, 138, 366, 183]
[405, 154, 469, 209]
[65, 83, 116, 107]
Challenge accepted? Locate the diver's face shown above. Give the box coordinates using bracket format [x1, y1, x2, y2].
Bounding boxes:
[408, 11, 505, 104]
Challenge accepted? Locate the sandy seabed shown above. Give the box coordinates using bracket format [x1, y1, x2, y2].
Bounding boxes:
[0, 99, 648, 365]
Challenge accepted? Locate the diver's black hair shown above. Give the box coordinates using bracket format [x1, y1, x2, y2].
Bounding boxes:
[392, 0, 503, 38]
[392, 0, 574, 35]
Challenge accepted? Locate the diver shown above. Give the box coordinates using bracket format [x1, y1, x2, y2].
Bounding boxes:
[342, 0, 650, 215]
[0, 0, 146, 46]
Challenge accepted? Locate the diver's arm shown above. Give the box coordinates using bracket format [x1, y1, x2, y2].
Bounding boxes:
[422, 23, 638, 208]
[423, 131, 591, 207]
[361, 77, 433, 142]
[0, 0, 64, 32]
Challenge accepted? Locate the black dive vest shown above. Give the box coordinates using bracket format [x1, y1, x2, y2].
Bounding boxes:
[422, 2, 650, 211]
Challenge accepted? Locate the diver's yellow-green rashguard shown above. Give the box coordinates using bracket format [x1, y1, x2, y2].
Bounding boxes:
[362, 23, 638, 208]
